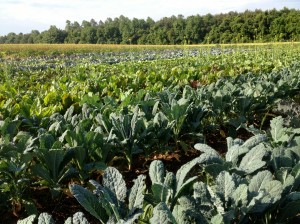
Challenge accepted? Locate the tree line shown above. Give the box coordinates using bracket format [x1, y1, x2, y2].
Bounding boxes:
[1, 8, 300, 44]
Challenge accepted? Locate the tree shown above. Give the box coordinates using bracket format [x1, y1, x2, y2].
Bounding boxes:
[5, 32, 17, 43]
[119, 15, 133, 44]
[90, 19, 98, 27]
[185, 15, 204, 44]
[41, 25, 66, 43]
[1, 8, 300, 44]
[27, 30, 41, 43]
[80, 26, 97, 44]
[102, 18, 121, 44]
[65, 21, 81, 43]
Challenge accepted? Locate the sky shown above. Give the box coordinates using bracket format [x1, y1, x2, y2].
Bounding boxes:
[0, 0, 299, 36]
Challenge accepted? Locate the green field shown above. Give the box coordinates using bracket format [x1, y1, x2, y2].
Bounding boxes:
[1, 43, 300, 223]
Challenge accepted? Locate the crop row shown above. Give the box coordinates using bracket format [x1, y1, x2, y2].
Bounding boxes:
[1, 45, 300, 121]
[1, 62, 300, 221]
[11, 116, 300, 224]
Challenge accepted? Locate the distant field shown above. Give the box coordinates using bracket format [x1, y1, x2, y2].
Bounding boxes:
[1, 42, 300, 58]
[0, 44, 186, 58]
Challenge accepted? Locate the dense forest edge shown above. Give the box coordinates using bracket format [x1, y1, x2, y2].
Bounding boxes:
[1, 7, 300, 45]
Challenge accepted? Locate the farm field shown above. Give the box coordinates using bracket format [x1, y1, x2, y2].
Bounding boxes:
[1, 43, 300, 223]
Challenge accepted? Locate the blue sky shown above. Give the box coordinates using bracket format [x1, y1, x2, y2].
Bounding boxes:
[0, 0, 299, 36]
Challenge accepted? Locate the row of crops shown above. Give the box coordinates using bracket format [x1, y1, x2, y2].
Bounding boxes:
[1, 44, 300, 118]
[1, 44, 300, 223]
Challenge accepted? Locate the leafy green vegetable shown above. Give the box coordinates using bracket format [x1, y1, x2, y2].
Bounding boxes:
[70, 184, 107, 223]
[70, 166, 145, 223]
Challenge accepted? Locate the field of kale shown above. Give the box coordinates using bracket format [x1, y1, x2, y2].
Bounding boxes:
[0, 43, 300, 224]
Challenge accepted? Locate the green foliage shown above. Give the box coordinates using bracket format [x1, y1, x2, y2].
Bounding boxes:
[13, 115, 298, 221]
[2, 8, 300, 44]
[17, 212, 89, 224]
[65, 212, 90, 224]
[145, 158, 202, 223]
[159, 89, 193, 146]
[191, 117, 300, 223]
[17, 115, 300, 223]
[32, 147, 74, 197]
[70, 167, 146, 223]
[70, 184, 107, 222]
[0, 120, 36, 214]
[109, 106, 145, 169]
[0, 44, 300, 222]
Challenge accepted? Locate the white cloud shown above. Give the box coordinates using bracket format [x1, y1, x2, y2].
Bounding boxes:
[0, 0, 299, 35]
